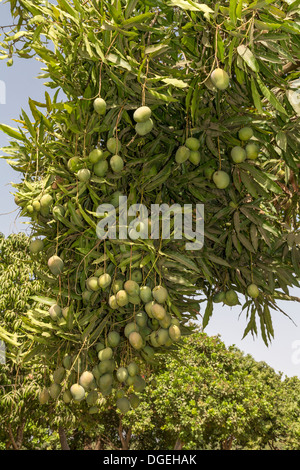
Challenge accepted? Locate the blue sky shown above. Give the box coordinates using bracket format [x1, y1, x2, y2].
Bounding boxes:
[0, 2, 300, 379]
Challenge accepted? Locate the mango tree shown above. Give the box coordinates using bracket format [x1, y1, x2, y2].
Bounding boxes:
[0, 0, 300, 415]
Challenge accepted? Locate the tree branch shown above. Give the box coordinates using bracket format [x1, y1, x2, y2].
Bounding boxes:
[125, 427, 132, 449]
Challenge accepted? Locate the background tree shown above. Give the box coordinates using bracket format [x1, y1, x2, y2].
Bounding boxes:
[0, 0, 299, 429]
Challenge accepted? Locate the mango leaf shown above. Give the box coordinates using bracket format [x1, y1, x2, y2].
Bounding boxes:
[78, 203, 97, 229]
[145, 44, 170, 56]
[147, 88, 178, 103]
[122, 11, 154, 26]
[236, 0, 243, 18]
[89, 314, 110, 342]
[242, 308, 257, 339]
[56, 0, 80, 20]
[276, 131, 287, 152]
[239, 162, 283, 194]
[164, 251, 201, 273]
[229, 0, 237, 24]
[106, 53, 132, 71]
[0, 325, 21, 347]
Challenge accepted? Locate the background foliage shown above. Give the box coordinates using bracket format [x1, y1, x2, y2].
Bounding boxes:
[0, 0, 300, 450]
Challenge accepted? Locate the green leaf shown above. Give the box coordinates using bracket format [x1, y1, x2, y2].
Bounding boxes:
[164, 251, 200, 273]
[162, 78, 188, 88]
[216, 32, 225, 61]
[56, 0, 80, 21]
[240, 171, 259, 198]
[125, 0, 139, 18]
[197, 258, 213, 284]
[29, 296, 56, 306]
[21, 109, 36, 138]
[250, 77, 264, 114]
[237, 231, 256, 253]
[0, 123, 25, 141]
[81, 313, 100, 341]
[207, 253, 231, 268]
[239, 206, 264, 227]
[106, 53, 132, 71]
[276, 131, 287, 152]
[0, 325, 20, 347]
[145, 44, 170, 56]
[242, 309, 257, 339]
[239, 162, 283, 195]
[236, 0, 243, 19]
[89, 314, 109, 341]
[122, 12, 154, 26]
[168, 0, 213, 15]
[83, 34, 94, 59]
[256, 75, 288, 115]
[147, 88, 178, 103]
[263, 303, 274, 338]
[78, 203, 97, 229]
[229, 0, 237, 24]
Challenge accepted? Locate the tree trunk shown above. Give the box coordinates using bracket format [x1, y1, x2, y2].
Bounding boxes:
[8, 424, 18, 450]
[94, 438, 103, 450]
[59, 426, 70, 450]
